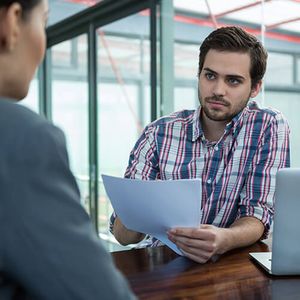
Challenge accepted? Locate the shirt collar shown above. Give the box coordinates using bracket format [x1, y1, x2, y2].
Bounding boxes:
[228, 101, 256, 135]
[192, 106, 202, 142]
[192, 101, 254, 142]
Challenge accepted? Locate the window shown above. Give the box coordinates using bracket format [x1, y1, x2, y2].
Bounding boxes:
[296, 56, 300, 84]
[265, 91, 300, 168]
[51, 35, 90, 213]
[97, 11, 151, 250]
[265, 52, 293, 86]
[174, 86, 197, 111]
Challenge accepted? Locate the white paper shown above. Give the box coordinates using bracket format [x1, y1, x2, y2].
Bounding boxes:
[102, 175, 202, 255]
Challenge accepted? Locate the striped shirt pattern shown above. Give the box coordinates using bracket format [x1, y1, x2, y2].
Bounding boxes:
[110, 101, 290, 245]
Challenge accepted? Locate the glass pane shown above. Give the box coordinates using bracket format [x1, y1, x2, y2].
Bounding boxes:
[264, 91, 300, 168]
[175, 43, 199, 80]
[51, 34, 90, 213]
[48, 0, 103, 26]
[265, 52, 293, 86]
[174, 86, 197, 111]
[52, 40, 72, 67]
[97, 10, 151, 250]
[174, 43, 199, 111]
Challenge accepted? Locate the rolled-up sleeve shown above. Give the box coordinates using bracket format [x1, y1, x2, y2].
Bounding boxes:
[237, 113, 290, 239]
[124, 125, 160, 180]
[110, 125, 160, 233]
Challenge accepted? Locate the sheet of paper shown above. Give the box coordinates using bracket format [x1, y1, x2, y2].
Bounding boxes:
[102, 175, 202, 255]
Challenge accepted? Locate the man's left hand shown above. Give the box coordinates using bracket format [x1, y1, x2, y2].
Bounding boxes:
[167, 225, 230, 263]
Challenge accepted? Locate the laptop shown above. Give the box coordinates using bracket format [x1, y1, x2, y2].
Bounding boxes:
[249, 168, 300, 275]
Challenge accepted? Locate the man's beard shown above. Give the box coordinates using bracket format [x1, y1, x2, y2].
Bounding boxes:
[199, 92, 250, 122]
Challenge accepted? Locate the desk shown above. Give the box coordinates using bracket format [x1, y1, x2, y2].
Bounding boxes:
[112, 241, 300, 299]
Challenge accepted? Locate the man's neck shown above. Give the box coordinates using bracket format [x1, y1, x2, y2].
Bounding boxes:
[201, 112, 228, 142]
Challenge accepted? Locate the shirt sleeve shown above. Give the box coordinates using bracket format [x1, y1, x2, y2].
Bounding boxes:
[109, 125, 160, 235]
[237, 113, 290, 239]
[125, 125, 160, 180]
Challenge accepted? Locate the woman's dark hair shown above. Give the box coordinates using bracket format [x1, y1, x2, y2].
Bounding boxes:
[0, 0, 40, 18]
[198, 26, 268, 89]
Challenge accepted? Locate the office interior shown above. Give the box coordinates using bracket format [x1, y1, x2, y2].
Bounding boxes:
[22, 0, 300, 252]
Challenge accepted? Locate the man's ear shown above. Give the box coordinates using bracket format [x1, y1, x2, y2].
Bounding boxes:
[250, 80, 262, 98]
[0, 3, 22, 53]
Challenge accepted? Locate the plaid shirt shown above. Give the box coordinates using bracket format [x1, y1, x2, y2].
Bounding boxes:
[110, 101, 290, 246]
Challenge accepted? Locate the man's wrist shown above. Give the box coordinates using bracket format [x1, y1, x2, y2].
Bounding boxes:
[217, 227, 235, 255]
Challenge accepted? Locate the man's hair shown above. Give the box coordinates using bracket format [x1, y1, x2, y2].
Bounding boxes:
[0, 0, 40, 19]
[198, 26, 268, 89]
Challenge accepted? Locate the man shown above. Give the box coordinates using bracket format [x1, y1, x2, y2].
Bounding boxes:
[0, 1, 135, 298]
[110, 26, 290, 263]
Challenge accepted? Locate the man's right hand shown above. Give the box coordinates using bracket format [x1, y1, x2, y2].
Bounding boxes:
[113, 217, 145, 245]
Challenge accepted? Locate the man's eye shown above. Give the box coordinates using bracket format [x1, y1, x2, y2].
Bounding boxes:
[228, 78, 241, 85]
[205, 73, 215, 80]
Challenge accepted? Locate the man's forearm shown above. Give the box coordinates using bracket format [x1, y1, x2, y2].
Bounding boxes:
[113, 217, 145, 245]
[220, 216, 265, 254]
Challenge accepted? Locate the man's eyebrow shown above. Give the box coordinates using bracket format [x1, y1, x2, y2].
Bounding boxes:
[226, 74, 245, 80]
[203, 67, 246, 80]
[203, 67, 217, 74]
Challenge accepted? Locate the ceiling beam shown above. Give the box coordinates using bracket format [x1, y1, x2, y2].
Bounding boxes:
[266, 16, 300, 30]
[173, 14, 300, 44]
[204, 0, 218, 28]
[214, 0, 272, 19]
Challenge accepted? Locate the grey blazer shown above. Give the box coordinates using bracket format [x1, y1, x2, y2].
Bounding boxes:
[0, 99, 135, 300]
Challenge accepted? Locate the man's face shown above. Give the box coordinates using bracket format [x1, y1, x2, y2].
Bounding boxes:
[198, 49, 261, 123]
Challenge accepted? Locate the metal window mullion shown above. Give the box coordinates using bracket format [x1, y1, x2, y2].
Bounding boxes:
[88, 23, 99, 233]
[71, 38, 78, 69]
[293, 55, 297, 85]
[159, 0, 174, 116]
[38, 49, 52, 120]
[150, 0, 158, 121]
[47, 0, 151, 48]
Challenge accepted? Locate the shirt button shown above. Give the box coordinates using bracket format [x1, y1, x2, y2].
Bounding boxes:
[207, 178, 212, 184]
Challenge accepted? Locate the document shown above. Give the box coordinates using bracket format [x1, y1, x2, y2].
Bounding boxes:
[102, 175, 202, 255]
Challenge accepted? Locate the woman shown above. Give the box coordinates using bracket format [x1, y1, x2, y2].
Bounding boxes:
[0, 2, 135, 299]
[0, 0, 47, 100]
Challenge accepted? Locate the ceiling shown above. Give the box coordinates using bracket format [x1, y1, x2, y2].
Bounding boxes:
[174, 0, 300, 34]
[48, 0, 300, 36]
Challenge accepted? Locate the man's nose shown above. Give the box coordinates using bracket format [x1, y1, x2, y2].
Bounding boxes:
[213, 79, 226, 97]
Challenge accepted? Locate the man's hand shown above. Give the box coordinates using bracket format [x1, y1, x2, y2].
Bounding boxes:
[113, 217, 145, 245]
[167, 217, 264, 263]
[167, 225, 229, 263]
